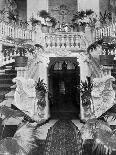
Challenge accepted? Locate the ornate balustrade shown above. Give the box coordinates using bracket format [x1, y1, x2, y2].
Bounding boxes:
[0, 21, 33, 41]
[95, 23, 116, 40]
[1, 19, 116, 66]
[43, 32, 89, 52]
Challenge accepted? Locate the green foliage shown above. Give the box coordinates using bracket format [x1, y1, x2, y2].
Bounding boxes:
[77, 77, 93, 106]
[100, 11, 112, 26]
[39, 10, 50, 19]
[92, 128, 116, 155]
[35, 78, 47, 108]
[49, 17, 57, 28]
[86, 9, 94, 16]
[30, 17, 41, 26]
[35, 78, 47, 93]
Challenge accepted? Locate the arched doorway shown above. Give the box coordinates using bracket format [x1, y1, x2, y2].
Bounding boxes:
[48, 57, 80, 119]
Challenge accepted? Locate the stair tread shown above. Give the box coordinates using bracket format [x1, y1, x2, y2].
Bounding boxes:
[5, 91, 15, 97]
[0, 90, 10, 96]
[0, 83, 13, 88]
[10, 84, 16, 89]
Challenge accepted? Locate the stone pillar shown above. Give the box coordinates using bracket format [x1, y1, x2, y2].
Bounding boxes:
[15, 67, 27, 77]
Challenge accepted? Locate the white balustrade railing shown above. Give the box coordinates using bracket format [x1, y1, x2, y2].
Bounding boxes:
[0, 21, 33, 40]
[1, 20, 116, 66]
[43, 32, 88, 51]
[95, 22, 116, 40]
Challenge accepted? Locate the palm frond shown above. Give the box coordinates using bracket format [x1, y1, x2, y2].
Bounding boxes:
[103, 112, 116, 125]
[0, 105, 25, 119]
[81, 118, 112, 142]
[14, 123, 37, 154]
[0, 137, 27, 155]
[92, 128, 116, 155]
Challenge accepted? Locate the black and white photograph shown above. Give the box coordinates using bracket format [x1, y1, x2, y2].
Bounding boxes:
[0, 0, 116, 154]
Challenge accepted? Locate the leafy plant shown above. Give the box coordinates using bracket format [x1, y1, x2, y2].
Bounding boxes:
[35, 78, 47, 108]
[77, 77, 93, 107]
[30, 17, 41, 26]
[35, 78, 47, 93]
[6, 37, 36, 56]
[92, 128, 116, 155]
[86, 9, 94, 16]
[100, 11, 112, 26]
[39, 10, 50, 25]
[49, 17, 57, 28]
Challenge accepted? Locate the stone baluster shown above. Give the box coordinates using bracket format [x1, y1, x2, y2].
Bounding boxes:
[65, 35, 70, 49]
[49, 36, 53, 48]
[70, 34, 74, 48]
[75, 35, 79, 49]
[1, 22, 5, 36]
[61, 35, 66, 48]
[45, 35, 50, 49]
[52, 35, 56, 48]
[57, 35, 61, 48]
[73, 35, 76, 47]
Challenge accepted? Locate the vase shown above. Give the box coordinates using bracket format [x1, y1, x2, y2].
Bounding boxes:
[41, 25, 49, 33]
[78, 25, 85, 32]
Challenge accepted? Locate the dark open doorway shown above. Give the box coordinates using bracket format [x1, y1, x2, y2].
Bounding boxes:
[48, 57, 80, 119]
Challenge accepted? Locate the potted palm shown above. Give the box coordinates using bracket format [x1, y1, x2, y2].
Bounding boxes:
[6, 36, 35, 67]
[35, 78, 47, 108]
[30, 16, 41, 27]
[39, 10, 50, 33]
[49, 17, 57, 33]
[77, 77, 93, 118]
[80, 81, 93, 106]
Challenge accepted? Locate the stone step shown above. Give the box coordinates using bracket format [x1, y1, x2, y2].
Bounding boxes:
[0, 73, 16, 79]
[5, 91, 15, 99]
[10, 84, 17, 90]
[0, 84, 14, 91]
[5, 69, 17, 75]
[0, 79, 14, 84]
[0, 69, 5, 75]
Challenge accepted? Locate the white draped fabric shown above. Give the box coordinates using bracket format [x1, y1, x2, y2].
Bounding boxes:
[13, 77, 37, 118]
[91, 75, 115, 118]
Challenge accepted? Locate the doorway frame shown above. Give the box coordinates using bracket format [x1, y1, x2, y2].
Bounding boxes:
[48, 57, 80, 119]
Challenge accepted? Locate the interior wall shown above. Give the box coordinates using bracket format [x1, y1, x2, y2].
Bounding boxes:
[0, 0, 6, 10]
[48, 0, 78, 24]
[99, 0, 110, 16]
[27, 0, 48, 21]
[78, 0, 100, 17]
[15, 0, 27, 21]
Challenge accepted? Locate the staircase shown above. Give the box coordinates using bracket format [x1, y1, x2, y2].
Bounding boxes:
[0, 63, 17, 106]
